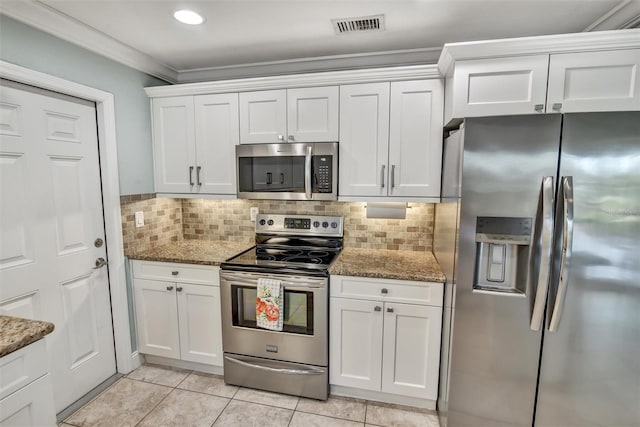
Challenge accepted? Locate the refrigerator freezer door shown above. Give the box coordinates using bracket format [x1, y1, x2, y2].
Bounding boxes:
[536, 112, 640, 426]
[448, 115, 562, 426]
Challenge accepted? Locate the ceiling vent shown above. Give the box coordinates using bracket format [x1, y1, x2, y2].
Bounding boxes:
[332, 15, 385, 34]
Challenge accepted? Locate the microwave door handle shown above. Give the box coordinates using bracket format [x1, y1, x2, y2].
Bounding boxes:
[305, 145, 312, 200]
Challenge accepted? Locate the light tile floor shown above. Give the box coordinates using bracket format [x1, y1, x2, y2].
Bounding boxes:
[61, 364, 440, 427]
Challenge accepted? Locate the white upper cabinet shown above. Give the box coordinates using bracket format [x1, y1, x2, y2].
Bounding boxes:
[152, 94, 239, 195]
[388, 80, 443, 198]
[152, 96, 196, 194]
[240, 86, 339, 144]
[239, 90, 287, 143]
[194, 93, 239, 194]
[439, 32, 640, 123]
[287, 86, 339, 142]
[546, 49, 640, 113]
[340, 80, 443, 200]
[339, 82, 390, 197]
[450, 55, 550, 119]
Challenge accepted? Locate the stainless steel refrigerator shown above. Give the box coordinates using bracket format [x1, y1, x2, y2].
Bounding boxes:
[435, 112, 640, 427]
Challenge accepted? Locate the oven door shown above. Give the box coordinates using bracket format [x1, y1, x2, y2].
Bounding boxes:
[236, 142, 337, 201]
[220, 270, 328, 366]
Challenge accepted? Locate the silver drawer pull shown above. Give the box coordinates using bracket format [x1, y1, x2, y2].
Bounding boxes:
[374, 306, 382, 312]
[171, 271, 179, 276]
[176, 286, 183, 292]
[381, 288, 388, 294]
[166, 285, 174, 291]
[386, 307, 394, 313]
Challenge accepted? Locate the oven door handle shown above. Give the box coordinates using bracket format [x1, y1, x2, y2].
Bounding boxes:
[221, 274, 326, 289]
[224, 356, 325, 375]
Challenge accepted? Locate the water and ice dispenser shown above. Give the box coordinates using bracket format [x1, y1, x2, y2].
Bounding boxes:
[473, 217, 532, 295]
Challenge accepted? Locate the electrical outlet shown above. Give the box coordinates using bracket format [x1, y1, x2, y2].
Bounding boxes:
[250, 207, 259, 221]
[135, 211, 144, 228]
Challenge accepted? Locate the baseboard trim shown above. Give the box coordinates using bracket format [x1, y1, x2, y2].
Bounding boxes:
[143, 354, 224, 376]
[329, 384, 436, 410]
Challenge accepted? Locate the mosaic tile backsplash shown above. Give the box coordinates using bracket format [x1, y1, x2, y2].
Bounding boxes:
[121, 196, 435, 255]
[120, 194, 183, 255]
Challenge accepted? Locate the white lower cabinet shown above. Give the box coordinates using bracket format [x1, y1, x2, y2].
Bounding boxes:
[132, 261, 223, 367]
[330, 276, 443, 401]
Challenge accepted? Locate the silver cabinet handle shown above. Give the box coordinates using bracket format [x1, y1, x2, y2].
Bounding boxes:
[381, 288, 388, 294]
[277, 135, 284, 141]
[552, 103, 563, 111]
[93, 257, 107, 269]
[534, 104, 544, 112]
[280, 172, 285, 185]
[196, 166, 202, 186]
[386, 307, 394, 313]
[288, 135, 294, 141]
[304, 145, 312, 200]
[549, 176, 574, 332]
[176, 286, 183, 292]
[189, 166, 194, 186]
[381, 165, 386, 188]
[391, 164, 396, 189]
[374, 306, 382, 312]
[530, 176, 555, 331]
[166, 285, 174, 291]
[171, 271, 179, 276]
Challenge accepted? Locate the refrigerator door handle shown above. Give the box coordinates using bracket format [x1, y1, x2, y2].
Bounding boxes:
[530, 176, 555, 331]
[549, 176, 574, 332]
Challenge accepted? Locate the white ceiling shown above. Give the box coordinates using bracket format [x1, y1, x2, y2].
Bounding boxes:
[3, 0, 640, 82]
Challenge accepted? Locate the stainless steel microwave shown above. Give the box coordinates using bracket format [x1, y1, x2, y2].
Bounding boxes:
[236, 142, 338, 201]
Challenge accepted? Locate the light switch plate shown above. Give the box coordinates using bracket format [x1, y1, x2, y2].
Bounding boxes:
[135, 211, 144, 227]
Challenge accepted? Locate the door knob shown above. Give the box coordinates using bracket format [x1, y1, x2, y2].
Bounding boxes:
[93, 257, 107, 269]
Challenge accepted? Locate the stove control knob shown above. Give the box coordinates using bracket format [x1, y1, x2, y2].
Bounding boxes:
[313, 221, 320, 228]
[331, 222, 338, 229]
[259, 219, 266, 226]
[322, 221, 329, 228]
[267, 219, 274, 226]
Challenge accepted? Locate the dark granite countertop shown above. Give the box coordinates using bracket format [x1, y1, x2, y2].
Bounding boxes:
[0, 315, 55, 357]
[127, 239, 254, 266]
[329, 248, 446, 283]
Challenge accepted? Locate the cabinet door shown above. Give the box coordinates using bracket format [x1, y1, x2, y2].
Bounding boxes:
[0, 374, 56, 427]
[389, 80, 444, 198]
[381, 302, 442, 399]
[339, 83, 390, 197]
[547, 49, 640, 113]
[287, 86, 339, 142]
[329, 297, 383, 391]
[152, 96, 197, 193]
[194, 93, 239, 194]
[133, 279, 180, 359]
[452, 55, 549, 117]
[176, 283, 223, 366]
[239, 90, 287, 143]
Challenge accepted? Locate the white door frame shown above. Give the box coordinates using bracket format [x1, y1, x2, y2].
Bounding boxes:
[0, 60, 137, 374]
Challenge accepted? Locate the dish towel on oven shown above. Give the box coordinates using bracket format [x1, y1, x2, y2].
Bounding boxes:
[256, 278, 283, 331]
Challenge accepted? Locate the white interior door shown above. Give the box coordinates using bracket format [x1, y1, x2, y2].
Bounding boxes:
[0, 79, 116, 413]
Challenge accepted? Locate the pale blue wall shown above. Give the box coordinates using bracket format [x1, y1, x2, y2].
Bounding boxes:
[0, 15, 169, 195]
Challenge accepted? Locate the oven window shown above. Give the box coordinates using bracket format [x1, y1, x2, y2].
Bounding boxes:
[231, 285, 314, 335]
[238, 157, 305, 193]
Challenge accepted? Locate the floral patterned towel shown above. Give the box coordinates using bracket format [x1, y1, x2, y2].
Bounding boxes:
[256, 278, 283, 331]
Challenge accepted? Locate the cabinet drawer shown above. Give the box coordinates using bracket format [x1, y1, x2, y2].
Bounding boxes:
[330, 276, 443, 306]
[0, 339, 48, 400]
[132, 261, 219, 285]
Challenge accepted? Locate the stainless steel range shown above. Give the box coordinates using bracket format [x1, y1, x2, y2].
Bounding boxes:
[220, 214, 343, 400]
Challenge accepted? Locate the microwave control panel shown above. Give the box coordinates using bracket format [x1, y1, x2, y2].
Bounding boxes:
[313, 155, 333, 193]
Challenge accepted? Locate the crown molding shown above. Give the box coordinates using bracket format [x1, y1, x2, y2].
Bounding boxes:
[176, 47, 442, 83]
[145, 64, 441, 98]
[583, 0, 640, 31]
[438, 28, 640, 75]
[1, 0, 179, 83]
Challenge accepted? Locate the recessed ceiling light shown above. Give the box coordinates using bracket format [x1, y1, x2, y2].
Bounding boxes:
[174, 10, 204, 25]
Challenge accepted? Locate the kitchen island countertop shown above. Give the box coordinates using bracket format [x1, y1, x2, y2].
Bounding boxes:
[127, 239, 254, 266]
[329, 248, 446, 283]
[0, 315, 55, 357]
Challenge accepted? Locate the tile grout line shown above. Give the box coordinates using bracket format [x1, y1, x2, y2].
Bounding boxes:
[132, 370, 193, 427]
